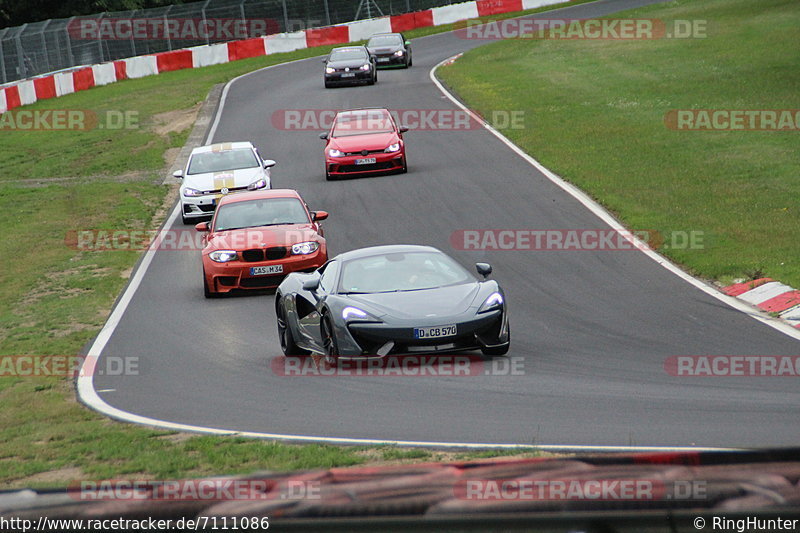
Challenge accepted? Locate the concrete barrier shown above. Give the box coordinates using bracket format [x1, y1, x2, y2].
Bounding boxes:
[431, 2, 480, 26]
[191, 43, 229, 68]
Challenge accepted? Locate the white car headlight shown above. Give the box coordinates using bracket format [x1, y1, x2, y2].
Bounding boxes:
[247, 178, 267, 190]
[359, 63, 371, 71]
[384, 143, 400, 153]
[183, 187, 203, 197]
[393, 50, 404, 57]
[291, 241, 319, 255]
[328, 148, 344, 157]
[325, 67, 335, 74]
[209, 250, 238, 263]
[342, 306, 380, 322]
[478, 292, 503, 313]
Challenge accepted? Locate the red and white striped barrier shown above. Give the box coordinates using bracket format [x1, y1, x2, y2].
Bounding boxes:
[0, 0, 578, 115]
[723, 278, 800, 329]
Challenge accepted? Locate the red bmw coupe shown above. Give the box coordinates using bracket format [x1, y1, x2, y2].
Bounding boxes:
[195, 189, 328, 298]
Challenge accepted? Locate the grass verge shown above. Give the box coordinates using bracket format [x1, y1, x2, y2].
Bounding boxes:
[0, 3, 593, 488]
[437, 0, 800, 287]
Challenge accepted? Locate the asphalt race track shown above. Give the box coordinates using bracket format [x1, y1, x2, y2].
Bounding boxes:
[89, 0, 800, 449]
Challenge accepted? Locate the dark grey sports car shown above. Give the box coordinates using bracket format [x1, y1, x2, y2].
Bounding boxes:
[275, 245, 510, 365]
[366, 32, 412, 68]
[323, 46, 377, 88]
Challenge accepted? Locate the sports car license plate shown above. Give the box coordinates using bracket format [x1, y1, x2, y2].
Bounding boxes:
[355, 158, 377, 165]
[341, 73, 355, 78]
[414, 325, 457, 339]
[377, 58, 390, 62]
[250, 265, 283, 276]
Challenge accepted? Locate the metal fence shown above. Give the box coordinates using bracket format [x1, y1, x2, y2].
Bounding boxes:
[0, 0, 459, 84]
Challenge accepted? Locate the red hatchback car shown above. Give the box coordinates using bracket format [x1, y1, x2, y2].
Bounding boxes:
[195, 189, 328, 298]
[320, 108, 408, 180]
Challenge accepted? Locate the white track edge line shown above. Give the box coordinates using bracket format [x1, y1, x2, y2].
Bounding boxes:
[429, 55, 800, 342]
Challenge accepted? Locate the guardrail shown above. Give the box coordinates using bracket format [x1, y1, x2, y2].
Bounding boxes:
[0, 0, 566, 115]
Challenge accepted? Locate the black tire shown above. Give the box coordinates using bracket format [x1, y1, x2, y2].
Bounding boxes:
[481, 324, 510, 356]
[400, 156, 408, 174]
[277, 300, 309, 356]
[321, 314, 340, 367]
[325, 170, 334, 181]
[324, 81, 332, 89]
[203, 270, 218, 299]
[182, 213, 191, 225]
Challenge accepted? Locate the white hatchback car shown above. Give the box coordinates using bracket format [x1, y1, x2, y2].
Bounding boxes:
[174, 141, 276, 224]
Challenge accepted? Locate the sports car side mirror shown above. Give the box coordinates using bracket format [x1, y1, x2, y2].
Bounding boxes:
[319, 132, 329, 140]
[263, 159, 276, 168]
[172, 170, 183, 179]
[321, 57, 328, 63]
[303, 277, 320, 292]
[312, 210, 328, 221]
[195, 222, 209, 232]
[476, 263, 492, 278]
[399, 126, 409, 133]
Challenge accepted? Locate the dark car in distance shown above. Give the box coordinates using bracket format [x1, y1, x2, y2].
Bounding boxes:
[323, 46, 377, 88]
[366, 33, 412, 68]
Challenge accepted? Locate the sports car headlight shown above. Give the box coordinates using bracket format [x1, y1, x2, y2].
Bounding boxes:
[478, 292, 503, 313]
[393, 50, 404, 57]
[359, 63, 371, 71]
[325, 67, 335, 74]
[247, 178, 267, 190]
[208, 250, 238, 263]
[384, 143, 400, 153]
[328, 148, 344, 157]
[291, 241, 319, 255]
[183, 187, 203, 197]
[342, 306, 380, 322]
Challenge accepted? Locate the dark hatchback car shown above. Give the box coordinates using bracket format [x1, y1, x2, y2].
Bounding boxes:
[366, 33, 412, 68]
[323, 46, 377, 88]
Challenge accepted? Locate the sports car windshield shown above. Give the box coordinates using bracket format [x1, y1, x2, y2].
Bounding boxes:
[187, 148, 259, 175]
[329, 49, 368, 62]
[338, 251, 473, 293]
[213, 197, 309, 231]
[332, 111, 393, 137]
[367, 35, 402, 47]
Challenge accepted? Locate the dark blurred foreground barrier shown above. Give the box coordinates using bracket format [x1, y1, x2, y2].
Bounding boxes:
[2, 447, 799, 531]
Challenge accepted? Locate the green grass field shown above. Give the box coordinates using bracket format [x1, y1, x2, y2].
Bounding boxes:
[438, 0, 800, 286]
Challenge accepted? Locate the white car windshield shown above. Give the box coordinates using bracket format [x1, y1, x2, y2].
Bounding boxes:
[187, 148, 259, 175]
[213, 198, 309, 231]
[338, 252, 473, 293]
